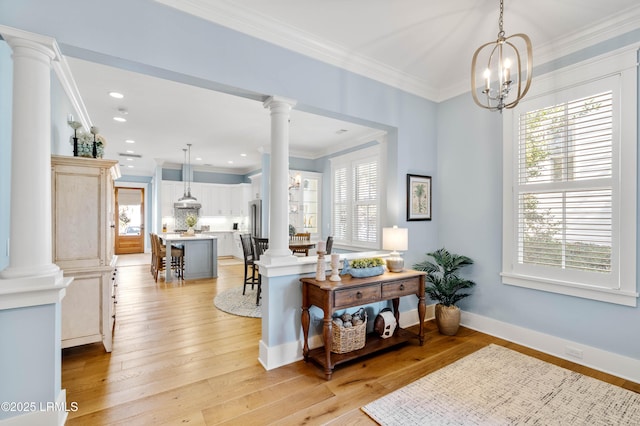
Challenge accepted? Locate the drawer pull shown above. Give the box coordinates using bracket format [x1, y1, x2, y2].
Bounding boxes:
[356, 291, 363, 299]
[399, 284, 405, 290]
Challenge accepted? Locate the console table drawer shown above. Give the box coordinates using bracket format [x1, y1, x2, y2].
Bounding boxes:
[381, 279, 420, 298]
[334, 285, 381, 308]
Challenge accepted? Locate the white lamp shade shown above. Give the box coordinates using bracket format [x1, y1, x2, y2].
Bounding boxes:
[382, 226, 408, 252]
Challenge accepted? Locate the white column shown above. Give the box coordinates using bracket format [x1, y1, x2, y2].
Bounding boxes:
[261, 96, 297, 264]
[0, 36, 60, 279]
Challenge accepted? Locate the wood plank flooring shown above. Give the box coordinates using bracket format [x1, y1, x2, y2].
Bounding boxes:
[62, 260, 639, 425]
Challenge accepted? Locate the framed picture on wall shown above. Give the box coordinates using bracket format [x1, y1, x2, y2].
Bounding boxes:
[407, 174, 432, 221]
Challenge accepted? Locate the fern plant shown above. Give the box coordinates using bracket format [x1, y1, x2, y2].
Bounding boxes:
[413, 248, 475, 307]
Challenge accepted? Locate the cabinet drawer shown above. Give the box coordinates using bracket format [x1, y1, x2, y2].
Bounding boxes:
[381, 279, 419, 298]
[334, 285, 381, 308]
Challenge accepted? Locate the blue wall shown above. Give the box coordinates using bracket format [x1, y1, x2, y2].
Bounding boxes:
[1, 0, 637, 367]
[437, 38, 640, 359]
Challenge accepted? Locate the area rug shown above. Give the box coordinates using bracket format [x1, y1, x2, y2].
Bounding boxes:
[213, 287, 261, 318]
[362, 344, 640, 425]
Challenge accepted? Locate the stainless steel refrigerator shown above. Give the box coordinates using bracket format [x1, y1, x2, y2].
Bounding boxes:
[249, 200, 262, 238]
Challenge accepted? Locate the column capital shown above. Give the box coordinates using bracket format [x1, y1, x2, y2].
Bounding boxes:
[263, 95, 297, 110]
[0, 25, 59, 61]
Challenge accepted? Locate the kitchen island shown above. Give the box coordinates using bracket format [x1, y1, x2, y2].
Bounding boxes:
[161, 234, 218, 282]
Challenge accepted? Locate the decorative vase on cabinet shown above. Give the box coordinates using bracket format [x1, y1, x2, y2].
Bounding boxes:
[51, 155, 121, 352]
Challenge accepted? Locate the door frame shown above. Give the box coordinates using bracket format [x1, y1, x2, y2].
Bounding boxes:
[114, 181, 151, 253]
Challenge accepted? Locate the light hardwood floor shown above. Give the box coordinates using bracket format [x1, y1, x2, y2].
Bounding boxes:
[62, 259, 640, 425]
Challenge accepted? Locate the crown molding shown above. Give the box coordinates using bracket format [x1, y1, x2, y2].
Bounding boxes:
[436, 4, 640, 103]
[154, 0, 438, 100]
[0, 25, 94, 131]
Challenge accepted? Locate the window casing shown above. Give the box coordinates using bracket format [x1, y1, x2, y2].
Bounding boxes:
[331, 146, 381, 249]
[502, 48, 638, 306]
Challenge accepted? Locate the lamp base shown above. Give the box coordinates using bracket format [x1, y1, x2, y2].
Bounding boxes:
[386, 255, 404, 273]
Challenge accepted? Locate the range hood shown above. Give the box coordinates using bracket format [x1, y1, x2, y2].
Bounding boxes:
[174, 144, 202, 209]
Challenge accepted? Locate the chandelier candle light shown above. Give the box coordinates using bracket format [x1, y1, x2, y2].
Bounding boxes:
[471, 0, 533, 112]
[383, 226, 408, 272]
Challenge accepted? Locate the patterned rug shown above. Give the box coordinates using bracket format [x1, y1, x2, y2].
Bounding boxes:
[213, 286, 261, 318]
[362, 344, 640, 425]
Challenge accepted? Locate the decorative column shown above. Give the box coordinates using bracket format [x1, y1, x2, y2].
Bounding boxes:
[0, 35, 59, 279]
[261, 96, 297, 264]
[0, 27, 70, 426]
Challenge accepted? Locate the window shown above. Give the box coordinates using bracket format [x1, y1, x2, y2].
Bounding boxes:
[502, 48, 637, 306]
[331, 146, 381, 249]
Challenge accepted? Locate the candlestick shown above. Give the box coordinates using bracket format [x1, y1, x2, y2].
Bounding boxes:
[329, 254, 341, 282]
[317, 240, 326, 253]
[315, 250, 326, 281]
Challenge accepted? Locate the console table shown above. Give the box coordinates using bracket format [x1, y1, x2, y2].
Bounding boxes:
[301, 270, 426, 380]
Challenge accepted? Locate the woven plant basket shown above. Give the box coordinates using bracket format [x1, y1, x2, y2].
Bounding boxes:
[331, 311, 367, 354]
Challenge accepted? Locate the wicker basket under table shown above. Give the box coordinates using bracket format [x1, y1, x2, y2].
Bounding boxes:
[331, 313, 367, 354]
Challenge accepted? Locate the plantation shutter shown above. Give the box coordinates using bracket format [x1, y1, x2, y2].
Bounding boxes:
[330, 145, 381, 249]
[333, 166, 348, 241]
[352, 159, 378, 245]
[516, 91, 613, 274]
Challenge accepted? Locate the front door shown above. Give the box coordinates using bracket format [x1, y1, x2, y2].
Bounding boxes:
[115, 187, 145, 254]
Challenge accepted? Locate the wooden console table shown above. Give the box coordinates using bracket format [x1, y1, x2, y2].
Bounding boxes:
[301, 270, 426, 380]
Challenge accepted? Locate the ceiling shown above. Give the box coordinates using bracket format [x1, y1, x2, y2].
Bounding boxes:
[65, 0, 640, 177]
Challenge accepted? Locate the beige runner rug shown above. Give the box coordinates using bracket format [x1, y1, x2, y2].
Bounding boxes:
[362, 344, 640, 425]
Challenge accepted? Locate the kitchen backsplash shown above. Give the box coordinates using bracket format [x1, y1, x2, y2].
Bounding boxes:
[162, 214, 247, 232]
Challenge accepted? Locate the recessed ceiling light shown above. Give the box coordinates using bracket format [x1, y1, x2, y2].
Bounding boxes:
[240, 153, 247, 157]
[227, 160, 234, 164]
[126, 158, 134, 161]
[113, 116, 127, 122]
[125, 139, 135, 144]
[127, 165, 134, 168]
[126, 150, 134, 154]
[195, 157, 202, 161]
[109, 91, 124, 99]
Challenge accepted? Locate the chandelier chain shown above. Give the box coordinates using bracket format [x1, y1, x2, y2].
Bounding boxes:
[498, 0, 504, 38]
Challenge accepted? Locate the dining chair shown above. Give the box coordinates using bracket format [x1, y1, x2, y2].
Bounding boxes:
[240, 233, 259, 295]
[291, 232, 311, 256]
[252, 237, 269, 305]
[325, 235, 334, 255]
[253, 237, 269, 260]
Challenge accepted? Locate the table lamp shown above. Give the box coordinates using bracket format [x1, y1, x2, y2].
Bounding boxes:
[382, 226, 408, 272]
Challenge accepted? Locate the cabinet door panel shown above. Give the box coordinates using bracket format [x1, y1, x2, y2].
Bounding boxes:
[55, 171, 102, 268]
[61, 276, 101, 341]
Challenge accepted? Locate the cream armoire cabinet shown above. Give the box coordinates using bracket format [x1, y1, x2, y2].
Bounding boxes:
[51, 155, 120, 352]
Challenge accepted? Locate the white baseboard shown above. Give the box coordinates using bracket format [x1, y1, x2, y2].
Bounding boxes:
[258, 305, 639, 385]
[0, 390, 68, 426]
[461, 310, 640, 384]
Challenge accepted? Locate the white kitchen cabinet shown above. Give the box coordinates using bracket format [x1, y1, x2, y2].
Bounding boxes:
[161, 181, 183, 217]
[250, 174, 262, 201]
[209, 185, 231, 215]
[232, 232, 244, 259]
[51, 155, 120, 352]
[209, 232, 234, 256]
[163, 181, 252, 217]
[230, 183, 252, 215]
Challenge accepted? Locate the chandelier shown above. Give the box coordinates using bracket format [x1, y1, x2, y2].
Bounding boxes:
[471, 0, 533, 112]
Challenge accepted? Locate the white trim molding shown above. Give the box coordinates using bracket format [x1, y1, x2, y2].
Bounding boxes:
[461, 310, 640, 385]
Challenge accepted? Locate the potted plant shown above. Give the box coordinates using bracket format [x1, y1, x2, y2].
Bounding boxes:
[341, 257, 386, 278]
[412, 248, 475, 335]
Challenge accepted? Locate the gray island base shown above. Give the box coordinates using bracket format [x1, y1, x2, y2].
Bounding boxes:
[161, 234, 218, 282]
